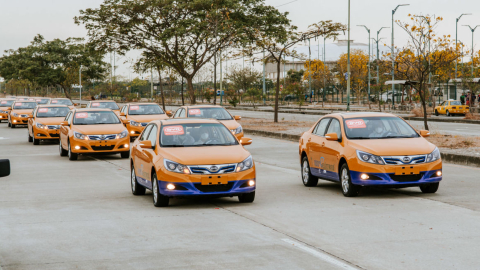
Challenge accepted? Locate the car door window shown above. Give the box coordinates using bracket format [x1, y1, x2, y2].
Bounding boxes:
[66, 112, 73, 125]
[174, 108, 182, 118]
[325, 119, 342, 139]
[313, 118, 331, 136]
[146, 125, 158, 148]
[140, 125, 153, 141]
[179, 109, 186, 118]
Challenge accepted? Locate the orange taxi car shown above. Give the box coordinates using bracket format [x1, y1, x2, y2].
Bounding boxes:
[7, 101, 37, 128]
[130, 118, 255, 207]
[172, 105, 244, 140]
[86, 100, 121, 115]
[50, 98, 76, 109]
[434, 100, 468, 116]
[34, 97, 51, 105]
[28, 105, 70, 145]
[0, 99, 15, 123]
[119, 103, 170, 140]
[59, 108, 130, 160]
[299, 112, 442, 197]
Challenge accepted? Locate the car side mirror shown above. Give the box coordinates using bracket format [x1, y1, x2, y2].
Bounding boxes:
[240, 137, 252, 146]
[122, 119, 130, 125]
[6, 107, 11, 111]
[27, 115, 33, 119]
[120, 112, 126, 117]
[0, 159, 11, 177]
[60, 121, 68, 126]
[325, 133, 339, 141]
[420, 130, 430, 137]
[234, 115, 241, 120]
[81, 104, 87, 108]
[74, 103, 79, 106]
[166, 110, 173, 117]
[140, 140, 153, 149]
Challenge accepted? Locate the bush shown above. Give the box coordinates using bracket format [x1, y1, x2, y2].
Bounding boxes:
[228, 97, 239, 107]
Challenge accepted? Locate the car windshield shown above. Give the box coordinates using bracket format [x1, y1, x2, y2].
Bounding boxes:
[186, 107, 233, 120]
[73, 111, 121, 125]
[160, 123, 238, 147]
[450, 101, 462, 105]
[0, 100, 15, 106]
[36, 107, 70, 118]
[344, 117, 419, 139]
[90, 102, 119, 110]
[51, 99, 73, 106]
[129, 104, 164, 115]
[13, 102, 37, 109]
[36, 99, 50, 104]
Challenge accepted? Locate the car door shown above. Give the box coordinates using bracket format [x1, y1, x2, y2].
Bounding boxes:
[133, 124, 153, 187]
[308, 117, 331, 178]
[439, 101, 446, 114]
[141, 124, 158, 188]
[28, 108, 37, 137]
[322, 118, 343, 181]
[60, 111, 72, 149]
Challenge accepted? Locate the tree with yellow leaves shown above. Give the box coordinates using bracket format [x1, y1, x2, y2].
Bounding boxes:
[336, 49, 369, 104]
[303, 59, 334, 107]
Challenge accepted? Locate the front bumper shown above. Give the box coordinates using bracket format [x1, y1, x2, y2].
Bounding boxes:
[10, 115, 28, 125]
[0, 112, 8, 120]
[70, 136, 130, 153]
[127, 124, 145, 138]
[33, 126, 61, 140]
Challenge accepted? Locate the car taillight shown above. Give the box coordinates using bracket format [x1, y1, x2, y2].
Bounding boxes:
[452, 107, 456, 109]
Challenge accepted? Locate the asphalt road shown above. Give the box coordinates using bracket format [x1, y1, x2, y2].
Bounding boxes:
[2, 123, 480, 269]
[228, 109, 480, 136]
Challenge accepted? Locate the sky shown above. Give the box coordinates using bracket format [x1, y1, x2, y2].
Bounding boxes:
[1, 0, 480, 80]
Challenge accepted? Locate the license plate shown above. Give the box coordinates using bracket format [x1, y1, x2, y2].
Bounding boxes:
[95, 141, 111, 147]
[395, 166, 420, 175]
[201, 175, 230, 185]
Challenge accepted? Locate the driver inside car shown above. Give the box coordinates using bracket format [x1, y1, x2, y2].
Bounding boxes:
[195, 126, 212, 145]
[368, 120, 389, 138]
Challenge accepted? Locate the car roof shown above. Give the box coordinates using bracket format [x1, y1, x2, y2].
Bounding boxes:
[91, 100, 117, 103]
[329, 112, 398, 119]
[51, 98, 70, 100]
[160, 118, 220, 125]
[126, 102, 159, 106]
[184, 105, 223, 109]
[0, 98, 15, 101]
[73, 108, 113, 112]
[37, 104, 68, 108]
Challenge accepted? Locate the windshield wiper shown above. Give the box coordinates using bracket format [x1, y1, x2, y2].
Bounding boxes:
[350, 137, 373, 140]
[380, 135, 416, 139]
[164, 145, 185, 147]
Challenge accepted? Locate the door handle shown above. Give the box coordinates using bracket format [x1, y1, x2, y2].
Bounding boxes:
[308, 138, 311, 142]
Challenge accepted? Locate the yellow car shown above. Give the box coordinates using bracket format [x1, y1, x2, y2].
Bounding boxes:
[28, 105, 70, 145]
[50, 98, 77, 110]
[119, 103, 170, 140]
[434, 100, 469, 116]
[86, 100, 121, 116]
[8, 101, 37, 128]
[0, 99, 15, 123]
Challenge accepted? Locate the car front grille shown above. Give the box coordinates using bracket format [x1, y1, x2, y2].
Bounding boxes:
[48, 125, 60, 130]
[49, 134, 60, 138]
[188, 164, 236, 174]
[20, 114, 29, 118]
[382, 155, 426, 165]
[88, 134, 117, 140]
[389, 173, 424, 182]
[91, 145, 115, 151]
[194, 182, 234, 193]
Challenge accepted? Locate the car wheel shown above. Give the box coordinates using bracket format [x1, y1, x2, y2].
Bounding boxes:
[11, 124, 15, 128]
[420, 183, 439, 193]
[8, 121, 11, 127]
[33, 136, 39, 145]
[59, 138, 68, 156]
[121, 151, 130, 159]
[152, 173, 169, 207]
[340, 163, 359, 197]
[301, 156, 318, 187]
[435, 110, 439, 116]
[28, 131, 33, 142]
[131, 164, 146, 195]
[238, 191, 255, 203]
[446, 110, 450, 117]
[68, 140, 78, 161]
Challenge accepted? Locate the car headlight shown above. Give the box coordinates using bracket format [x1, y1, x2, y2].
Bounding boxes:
[11, 112, 18, 117]
[233, 125, 243, 134]
[36, 123, 47, 129]
[236, 155, 253, 172]
[117, 130, 128, 139]
[426, 147, 441, 163]
[74, 131, 88, 140]
[356, 150, 385, 165]
[130, 120, 141, 127]
[164, 159, 190, 174]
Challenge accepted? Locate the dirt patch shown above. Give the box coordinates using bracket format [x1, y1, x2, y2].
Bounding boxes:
[426, 133, 480, 149]
[241, 118, 315, 133]
[464, 113, 480, 120]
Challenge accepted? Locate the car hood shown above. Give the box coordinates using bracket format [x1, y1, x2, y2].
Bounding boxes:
[128, 114, 169, 122]
[36, 117, 65, 125]
[347, 137, 436, 156]
[73, 124, 126, 135]
[0, 106, 12, 110]
[161, 145, 250, 165]
[12, 109, 34, 114]
[219, 119, 240, 130]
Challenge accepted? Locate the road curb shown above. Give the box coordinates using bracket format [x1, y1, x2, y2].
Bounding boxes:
[244, 128, 480, 168]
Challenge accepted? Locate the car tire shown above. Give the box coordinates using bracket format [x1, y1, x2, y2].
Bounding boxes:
[301, 156, 318, 187]
[340, 163, 359, 197]
[33, 136, 39, 145]
[131, 164, 146, 195]
[11, 124, 15, 128]
[8, 121, 11, 127]
[446, 110, 450, 117]
[152, 173, 169, 207]
[121, 151, 130, 159]
[59, 138, 68, 156]
[68, 140, 78, 161]
[28, 132, 33, 142]
[238, 191, 255, 203]
[435, 110, 439, 116]
[420, 183, 439, 193]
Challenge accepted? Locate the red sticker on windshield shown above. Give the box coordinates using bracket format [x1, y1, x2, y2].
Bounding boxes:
[16, 103, 22, 106]
[1, 101, 7, 104]
[28, 98, 34, 101]
[189, 109, 201, 115]
[163, 125, 184, 135]
[36, 99, 42, 102]
[92, 102, 100, 107]
[76, 112, 88, 118]
[130, 105, 139, 110]
[38, 108, 48, 113]
[346, 119, 366, 129]
[51, 100, 58, 103]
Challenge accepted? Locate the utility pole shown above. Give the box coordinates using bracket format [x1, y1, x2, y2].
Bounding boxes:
[220, 51, 223, 105]
[358, 25, 371, 108]
[308, 38, 312, 103]
[464, 24, 480, 77]
[346, 0, 351, 111]
[456, 13, 471, 100]
[262, 50, 266, 105]
[391, 4, 409, 107]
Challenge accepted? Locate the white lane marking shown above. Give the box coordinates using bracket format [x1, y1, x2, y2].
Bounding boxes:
[282, 238, 359, 270]
[0, 137, 9, 140]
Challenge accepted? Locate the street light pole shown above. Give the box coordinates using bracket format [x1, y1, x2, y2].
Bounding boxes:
[308, 38, 312, 103]
[456, 13, 471, 99]
[262, 49, 266, 105]
[391, 4, 409, 108]
[358, 25, 371, 107]
[374, 27, 388, 100]
[346, 0, 351, 111]
[463, 24, 480, 77]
